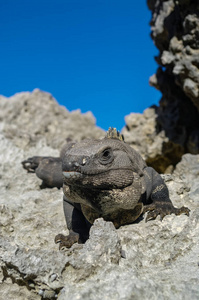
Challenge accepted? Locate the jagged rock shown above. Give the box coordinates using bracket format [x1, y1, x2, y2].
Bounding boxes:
[0, 89, 104, 150]
[122, 107, 184, 173]
[0, 90, 199, 299]
[142, 0, 199, 168]
[122, 0, 199, 172]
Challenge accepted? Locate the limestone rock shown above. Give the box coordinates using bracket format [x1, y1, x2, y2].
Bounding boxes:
[0, 90, 199, 299]
[145, 0, 199, 166]
[0, 89, 104, 150]
[122, 0, 199, 172]
[122, 107, 183, 173]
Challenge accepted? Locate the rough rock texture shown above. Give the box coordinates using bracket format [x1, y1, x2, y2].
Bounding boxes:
[123, 0, 199, 172]
[122, 107, 172, 173]
[0, 91, 199, 299]
[0, 89, 104, 150]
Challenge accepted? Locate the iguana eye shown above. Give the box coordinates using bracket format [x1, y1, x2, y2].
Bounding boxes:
[99, 148, 114, 164]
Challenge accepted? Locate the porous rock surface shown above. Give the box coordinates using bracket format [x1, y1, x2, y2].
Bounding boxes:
[123, 0, 199, 172]
[0, 89, 104, 150]
[0, 90, 199, 299]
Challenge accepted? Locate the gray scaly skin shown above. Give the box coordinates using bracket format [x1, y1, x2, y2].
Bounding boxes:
[22, 128, 190, 250]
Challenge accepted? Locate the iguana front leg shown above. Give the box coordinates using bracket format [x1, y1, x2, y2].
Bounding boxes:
[143, 167, 190, 221]
[55, 198, 91, 250]
[22, 156, 63, 188]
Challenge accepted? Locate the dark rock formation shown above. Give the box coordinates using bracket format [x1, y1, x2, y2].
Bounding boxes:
[123, 0, 199, 172]
[150, 0, 199, 161]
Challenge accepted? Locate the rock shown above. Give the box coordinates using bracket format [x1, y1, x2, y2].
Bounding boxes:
[0, 89, 104, 150]
[61, 218, 122, 283]
[122, 0, 199, 172]
[122, 107, 184, 173]
[0, 90, 199, 299]
[183, 78, 199, 99]
[144, 0, 199, 168]
[173, 154, 199, 206]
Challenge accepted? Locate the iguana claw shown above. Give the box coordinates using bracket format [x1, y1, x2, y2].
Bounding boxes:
[22, 156, 42, 172]
[54, 232, 80, 250]
[144, 201, 190, 222]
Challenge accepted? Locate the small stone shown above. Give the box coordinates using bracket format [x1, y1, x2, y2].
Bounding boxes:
[43, 290, 56, 299]
[38, 290, 44, 296]
[50, 273, 57, 282]
[183, 78, 198, 98]
[161, 51, 175, 65]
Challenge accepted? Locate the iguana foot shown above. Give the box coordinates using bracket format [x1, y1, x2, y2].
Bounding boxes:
[54, 232, 80, 250]
[143, 201, 190, 222]
[22, 156, 43, 172]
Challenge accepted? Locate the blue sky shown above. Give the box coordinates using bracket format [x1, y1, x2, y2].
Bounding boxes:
[0, 0, 161, 130]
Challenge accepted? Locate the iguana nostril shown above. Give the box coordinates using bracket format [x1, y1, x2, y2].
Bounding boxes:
[62, 156, 88, 172]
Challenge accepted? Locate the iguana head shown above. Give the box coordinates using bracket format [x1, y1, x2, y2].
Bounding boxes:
[62, 128, 146, 190]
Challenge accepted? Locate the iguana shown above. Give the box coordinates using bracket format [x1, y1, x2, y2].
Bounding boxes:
[22, 128, 190, 249]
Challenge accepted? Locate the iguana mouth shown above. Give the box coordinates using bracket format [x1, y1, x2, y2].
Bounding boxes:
[63, 171, 83, 179]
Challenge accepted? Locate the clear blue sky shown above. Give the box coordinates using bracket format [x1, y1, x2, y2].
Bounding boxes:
[0, 0, 161, 130]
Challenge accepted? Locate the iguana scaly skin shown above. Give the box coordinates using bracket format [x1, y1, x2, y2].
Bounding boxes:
[22, 128, 190, 250]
